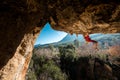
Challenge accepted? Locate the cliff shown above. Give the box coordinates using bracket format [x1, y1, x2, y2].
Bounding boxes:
[0, 0, 120, 80]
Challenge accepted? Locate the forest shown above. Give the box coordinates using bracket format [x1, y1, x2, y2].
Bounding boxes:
[26, 39, 120, 80]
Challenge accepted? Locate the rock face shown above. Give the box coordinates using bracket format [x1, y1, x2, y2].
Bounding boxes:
[0, 27, 40, 80]
[50, 0, 120, 34]
[0, 0, 120, 80]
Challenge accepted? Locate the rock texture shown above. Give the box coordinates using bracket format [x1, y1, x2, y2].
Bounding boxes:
[49, 0, 120, 34]
[0, 27, 40, 80]
[0, 0, 120, 80]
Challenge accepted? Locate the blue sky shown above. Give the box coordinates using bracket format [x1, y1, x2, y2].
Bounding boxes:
[34, 23, 67, 45]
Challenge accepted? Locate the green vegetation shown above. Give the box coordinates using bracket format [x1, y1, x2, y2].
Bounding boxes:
[74, 39, 80, 48]
[26, 43, 120, 80]
[59, 44, 76, 60]
[26, 53, 67, 80]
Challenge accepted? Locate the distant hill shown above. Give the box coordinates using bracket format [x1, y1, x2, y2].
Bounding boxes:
[93, 33, 120, 46]
[93, 33, 120, 41]
[34, 33, 120, 48]
[58, 34, 83, 43]
[58, 33, 103, 43]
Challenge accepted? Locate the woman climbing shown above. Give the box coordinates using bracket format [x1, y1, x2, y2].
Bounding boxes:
[83, 33, 99, 50]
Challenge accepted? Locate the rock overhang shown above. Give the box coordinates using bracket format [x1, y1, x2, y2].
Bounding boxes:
[48, 0, 120, 34]
[0, 0, 120, 80]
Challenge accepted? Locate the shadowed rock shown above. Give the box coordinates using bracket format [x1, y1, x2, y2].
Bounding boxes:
[0, 0, 120, 80]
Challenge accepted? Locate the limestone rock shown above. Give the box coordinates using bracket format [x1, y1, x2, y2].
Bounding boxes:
[0, 0, 120, 80]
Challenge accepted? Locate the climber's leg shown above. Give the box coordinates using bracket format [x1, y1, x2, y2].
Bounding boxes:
[83, 33, 99, 50]
[92, 40, 99, 50]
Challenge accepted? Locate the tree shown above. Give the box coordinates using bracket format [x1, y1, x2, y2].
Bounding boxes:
[74, 39, 80, 48]
[59, 44, 77, 80]
[59, 44, 76, 59]
[48, 44, 54, 51]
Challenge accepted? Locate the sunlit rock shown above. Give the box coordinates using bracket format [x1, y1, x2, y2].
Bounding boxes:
[0, 0, 120, 80]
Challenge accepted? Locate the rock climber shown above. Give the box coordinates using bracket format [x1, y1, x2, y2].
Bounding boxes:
[83, 33, 99, 50]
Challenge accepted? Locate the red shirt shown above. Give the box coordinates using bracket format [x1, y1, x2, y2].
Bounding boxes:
[84, 35, 92, 42]
[84, 35, 97, 43]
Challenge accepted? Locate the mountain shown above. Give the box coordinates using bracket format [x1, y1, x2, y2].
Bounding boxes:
[34, 34, 82, 48]
[93, 33, 120, 41]
[34, 33, 120, 48]
[58, 33, 103, 43]
[58, 33, 120, 46]
[93, 33, 120, 45]
[58, 34, 83, 43]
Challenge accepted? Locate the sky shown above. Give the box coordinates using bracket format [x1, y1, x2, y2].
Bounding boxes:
[34, 23, 67, 45]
